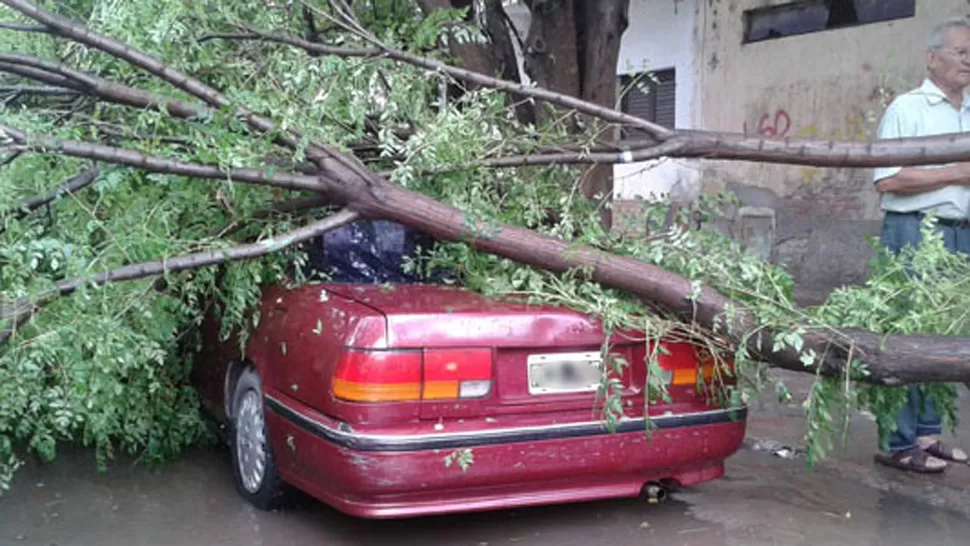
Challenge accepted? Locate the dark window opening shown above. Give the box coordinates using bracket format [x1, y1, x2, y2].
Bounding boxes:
[619, 68, 676, 140]
[743, 0, 915, 44]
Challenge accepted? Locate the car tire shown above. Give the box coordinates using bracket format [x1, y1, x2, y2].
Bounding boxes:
[229, 366, 287, 510]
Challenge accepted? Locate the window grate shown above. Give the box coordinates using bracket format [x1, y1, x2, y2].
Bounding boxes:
[619, 68, 676, 140]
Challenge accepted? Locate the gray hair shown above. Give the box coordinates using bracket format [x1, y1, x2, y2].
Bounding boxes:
[927, 16, 970, 51]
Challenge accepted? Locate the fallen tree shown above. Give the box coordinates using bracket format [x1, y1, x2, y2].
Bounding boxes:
[1, 0, 969, 482]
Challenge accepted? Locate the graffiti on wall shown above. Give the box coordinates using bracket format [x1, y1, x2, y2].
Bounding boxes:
[743, 108, 875, 183]
[743, 109, 792, 137]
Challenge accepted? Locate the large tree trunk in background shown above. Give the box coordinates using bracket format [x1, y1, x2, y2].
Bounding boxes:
[523, 0, 581, 102]
[575, 0, 630, 230]
[419, 0, 631, 229]
[523, 0, 629, 230]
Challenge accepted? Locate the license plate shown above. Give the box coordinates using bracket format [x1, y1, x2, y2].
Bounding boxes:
[527, 352, 603, 395]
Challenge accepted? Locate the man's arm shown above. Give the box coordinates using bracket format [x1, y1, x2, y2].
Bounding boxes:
[872, 99, 970, 194]
[876, 164, 970, 194]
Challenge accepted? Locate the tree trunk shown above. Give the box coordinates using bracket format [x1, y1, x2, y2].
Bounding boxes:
[522, 0, 630, 229]
[575, 0, 630, 231]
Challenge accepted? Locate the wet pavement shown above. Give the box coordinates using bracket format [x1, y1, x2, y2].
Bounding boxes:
[2, 441, 970, 546]
[4, 370, 970, 546]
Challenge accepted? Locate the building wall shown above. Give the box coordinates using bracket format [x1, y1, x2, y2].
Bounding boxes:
[691, 0, 968, 303]
[613, 0, 701, 202]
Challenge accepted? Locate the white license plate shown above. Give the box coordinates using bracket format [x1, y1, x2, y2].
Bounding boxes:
[527, 352, 603, 395]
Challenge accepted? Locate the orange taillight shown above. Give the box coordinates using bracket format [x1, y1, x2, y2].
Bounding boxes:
[656, 342, 733, 386]
[332, 350, 422, 402]
[332, 348, 493, 403]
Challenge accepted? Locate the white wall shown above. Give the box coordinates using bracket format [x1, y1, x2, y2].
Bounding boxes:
[614, 0, 700, 201]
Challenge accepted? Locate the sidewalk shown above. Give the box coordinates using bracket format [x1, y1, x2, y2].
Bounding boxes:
[743, 370, 970, 515]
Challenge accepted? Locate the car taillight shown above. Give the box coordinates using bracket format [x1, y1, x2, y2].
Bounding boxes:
[332, 348, 493, 403]
[333, 350, 422, 402]
[656, 342, 733, 387]
[423, 348, 493, 399]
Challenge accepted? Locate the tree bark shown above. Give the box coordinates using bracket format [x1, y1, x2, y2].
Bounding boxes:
[523, 0, 581, 114]
[522, 0, 631, 228]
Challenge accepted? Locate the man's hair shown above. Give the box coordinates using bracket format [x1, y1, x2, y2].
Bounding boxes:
[927, 16, 970, 51]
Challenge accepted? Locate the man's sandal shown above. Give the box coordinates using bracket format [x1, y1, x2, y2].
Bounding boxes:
[923, 440, 969, 464]
[875, 447, 947, 473]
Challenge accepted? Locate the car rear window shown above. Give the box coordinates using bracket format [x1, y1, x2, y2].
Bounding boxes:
[304, 219, 450, 284]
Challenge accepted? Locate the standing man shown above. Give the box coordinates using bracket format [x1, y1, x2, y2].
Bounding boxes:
[872, 16, 970, 473]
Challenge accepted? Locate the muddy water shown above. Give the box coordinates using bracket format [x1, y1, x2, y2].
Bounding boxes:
[1, 445, 968, 546]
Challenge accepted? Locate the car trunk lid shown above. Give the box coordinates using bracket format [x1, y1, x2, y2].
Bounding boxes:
[326, 284, 647, 419]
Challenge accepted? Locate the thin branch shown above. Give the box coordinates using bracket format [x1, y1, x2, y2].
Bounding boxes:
[445, 137, 689, 170]
[213, 27, 674, 140]
[0, 55, 207, 119]
[0, 123, 333, 194]
[2, 167, 100, 218]
[0, 61, 79, 89]
[0, 84, 79, 95]
[213, 194, 331, 238]
[1, 209, 359, 345]
[0, 53, 102, 87]
[0, 150, 22, 167]
[0, 21, 51, 33]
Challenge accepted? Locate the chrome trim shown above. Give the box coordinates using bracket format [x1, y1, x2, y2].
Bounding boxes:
[265, 395, 747, 453]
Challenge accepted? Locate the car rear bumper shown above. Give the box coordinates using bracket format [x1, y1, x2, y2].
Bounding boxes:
[264, 394, 747, 519]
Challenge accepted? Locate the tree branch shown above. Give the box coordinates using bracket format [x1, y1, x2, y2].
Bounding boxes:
[0, 0, 375, 190]
[2, 167, 100, 218]
[0, 54, 208, 119]
[212, 194, 332, 238]
[0, 84, 79, 96]
[448, 137, 688, 170]
[0, 21, 50, 33]
[204, 28, 673, 141]
[207, 28, 970, 169]
[6, 0, 970, 386]
[1, 209, 359, 344]
[0, 123, 332, 195]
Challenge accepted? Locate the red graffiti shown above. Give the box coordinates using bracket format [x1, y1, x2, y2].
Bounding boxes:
[743, 109, 791, 137]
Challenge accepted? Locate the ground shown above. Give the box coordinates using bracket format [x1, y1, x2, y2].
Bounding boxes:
[3, 371, 970, 546]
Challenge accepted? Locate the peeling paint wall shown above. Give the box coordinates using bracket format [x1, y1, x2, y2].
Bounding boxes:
[693, 0, 969, 302]
[615, 0, 970, 303]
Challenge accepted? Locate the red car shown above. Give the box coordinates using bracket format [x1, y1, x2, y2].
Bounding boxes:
[193, 221, 746, 519]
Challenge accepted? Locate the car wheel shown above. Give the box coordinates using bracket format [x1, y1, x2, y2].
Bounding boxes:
[229, 366, 287, 510]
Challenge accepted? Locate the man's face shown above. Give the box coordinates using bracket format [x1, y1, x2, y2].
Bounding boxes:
[928, 26, 970, 91]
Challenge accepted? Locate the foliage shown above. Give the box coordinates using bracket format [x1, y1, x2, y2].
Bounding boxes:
[0, 0, 967, 493]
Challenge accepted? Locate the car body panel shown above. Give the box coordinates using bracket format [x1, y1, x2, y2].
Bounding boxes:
[196, 278, 746, 518]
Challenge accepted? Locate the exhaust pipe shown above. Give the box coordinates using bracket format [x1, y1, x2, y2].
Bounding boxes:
[641, 482, 668, 504]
